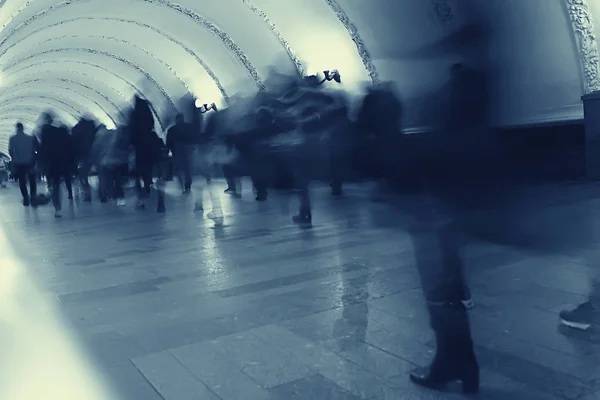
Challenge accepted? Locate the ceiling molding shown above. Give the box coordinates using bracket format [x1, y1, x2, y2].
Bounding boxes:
[0, 0, 264, 89]
[324, 0, 379, 84]
[240, 0, 305, 77]
[0, 77, 126, 121]
[4, 60, 166, 130]
[0, 16, 230, 103]
[0, 88, 117, 126]
[2, 47, 178, 113]
[564, 0, 600, 93]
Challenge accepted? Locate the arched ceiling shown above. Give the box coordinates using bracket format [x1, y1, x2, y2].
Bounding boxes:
[0, 0, 387, 154]
[0, 0, 595, 155]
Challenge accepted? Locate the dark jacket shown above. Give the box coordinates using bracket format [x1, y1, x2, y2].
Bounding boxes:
[166, 122, 197, 152]
[39, 124, 72, 168]
[71, 119, 96, 162]
[8, 132, 38, 165]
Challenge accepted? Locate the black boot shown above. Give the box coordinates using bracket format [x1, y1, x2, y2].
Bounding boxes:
[410, 302, 479, 394]
[410, 363, 479, 394]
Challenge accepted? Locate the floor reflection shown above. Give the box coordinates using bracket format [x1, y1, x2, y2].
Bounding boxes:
[0, 229, 116, 400]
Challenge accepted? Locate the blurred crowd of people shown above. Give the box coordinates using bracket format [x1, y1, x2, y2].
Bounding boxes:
[3, 18, 599, 396]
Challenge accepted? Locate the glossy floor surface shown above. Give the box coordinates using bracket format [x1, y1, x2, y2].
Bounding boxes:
[1, 178, 600, 400]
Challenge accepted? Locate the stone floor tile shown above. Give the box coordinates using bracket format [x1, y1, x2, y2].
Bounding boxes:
[170, 341, 270, 400]
[268, 374, 362, 399]
[132, 351, 219, 400]
[208, 330, 312, 388]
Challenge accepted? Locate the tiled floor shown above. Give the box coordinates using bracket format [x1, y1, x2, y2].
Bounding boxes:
[1, 178, 600, 399]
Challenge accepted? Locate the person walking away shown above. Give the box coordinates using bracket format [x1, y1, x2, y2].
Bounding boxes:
[39, 114, 73, 217]
[8, 122, 38, 206]
[129, 96, 160, 209]
[71, 118, 96, 201]
[102, 125, 131, 206]
[166, 113, 196, 194]
[91, 124, 113, 202]
[407, 62, 495, 394]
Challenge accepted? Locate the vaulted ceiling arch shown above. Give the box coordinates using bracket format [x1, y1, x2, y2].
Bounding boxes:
[7, 71, 133, 111]
[0, 0, 378, 154]
[0, 105, 77, 125]
[0, 0, 265, 88]
[0, 77, 125, 120]
[1, 16, 231, 103]
[0, 94, 89, 121]
[2, 47, 178, 117]
[8, 33, 204, 101]
[4, 60, 166, 131]
[0, 86, 118, 127]
[0, 104, 79, 124]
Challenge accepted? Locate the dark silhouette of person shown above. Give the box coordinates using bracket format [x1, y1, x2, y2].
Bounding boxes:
[129, 96, 162, 209]
[166, 113, 196, 193]
[356, 82, 404, 196]
[39, 113, 73, 217]
[8, 122, 38, 206]
[71, 117, 97, 201]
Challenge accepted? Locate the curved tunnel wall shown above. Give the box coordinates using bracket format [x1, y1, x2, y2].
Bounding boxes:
[0, 0, 595, 155]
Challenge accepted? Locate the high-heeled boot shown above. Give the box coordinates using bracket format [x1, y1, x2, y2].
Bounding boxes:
[410, 360, 479, 394]
[410, 302, 479, 394]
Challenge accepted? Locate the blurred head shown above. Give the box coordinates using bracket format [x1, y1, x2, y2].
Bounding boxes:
[15, 122, 23, 133]
[42, 112, 53, 125]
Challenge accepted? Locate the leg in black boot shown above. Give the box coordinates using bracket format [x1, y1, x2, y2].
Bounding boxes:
[410, 303, 479, 394]
[409, 222, 479, 394]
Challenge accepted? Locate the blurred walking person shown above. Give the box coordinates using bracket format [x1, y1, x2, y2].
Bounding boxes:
[129, 96, 163, 210]
[8, 122, 38, 206]
[71, 117, 96, 201]
[39, 113, 73, 218]
[102, 125, 131, 206]
[166, 113, 196, 194]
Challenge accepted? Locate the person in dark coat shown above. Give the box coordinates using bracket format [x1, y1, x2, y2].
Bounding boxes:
[166, 113, 197, 193]
[8, 122, 38, 206]
[407, 62, 500, 395]
[71, 117, 97, 201]
[129, 96, 161, 209]
[39, 113, 73, 217]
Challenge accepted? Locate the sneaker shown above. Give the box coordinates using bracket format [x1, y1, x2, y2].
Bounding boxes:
[116, 199, 126, 207]
[224, 187, 235, 194]
[194, 202, 204, 212]
[560, 301, 596, 330]
[136, 201, 146, 210]
[23, 198, 30, 206]
[54, 210, 62, 218]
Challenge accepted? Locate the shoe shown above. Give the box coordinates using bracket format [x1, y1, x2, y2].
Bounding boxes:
[560, 301, 596, 330]
[136, 201, 146, 210]
[410, 368, 479, 394]
[255, 195, 267, 201]
[224, 187, 235, 194]
[23, 198, 30, 206]
[194, 202, 204, 212]
[116, 199, 126, 207]
[54, 210, 62, 218]
[293, 214, 312, 228]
